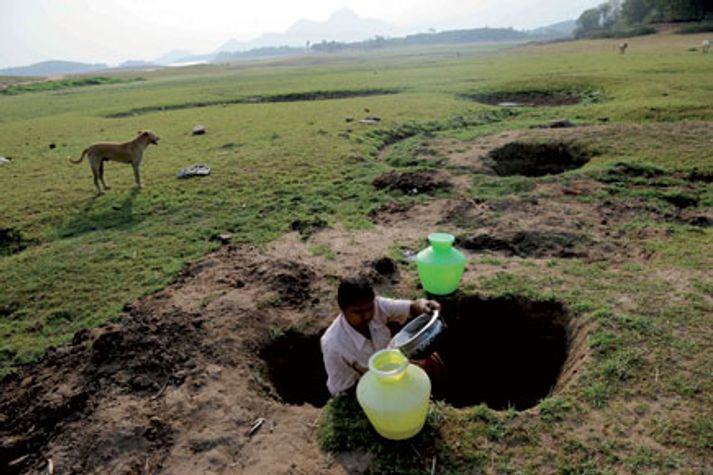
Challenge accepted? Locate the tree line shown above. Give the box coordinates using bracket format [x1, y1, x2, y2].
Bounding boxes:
[576, 0, 713, 38]
[310, 28, 531, 52]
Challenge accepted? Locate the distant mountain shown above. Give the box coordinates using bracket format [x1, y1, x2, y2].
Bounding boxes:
[152, 50, 194, 65]
[3, 14, 580, 76]
[0, 60, 108, 77]
[217, 8, 398, 52]
[528, 19, 577, 39]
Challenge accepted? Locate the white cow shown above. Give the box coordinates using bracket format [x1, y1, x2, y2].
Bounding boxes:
[703, 40, 711, 54]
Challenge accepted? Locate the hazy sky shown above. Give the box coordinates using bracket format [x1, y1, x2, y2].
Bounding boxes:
[0, 0, 601, 68]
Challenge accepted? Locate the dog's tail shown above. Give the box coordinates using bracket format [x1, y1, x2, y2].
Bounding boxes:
[69, 149, 87, 165]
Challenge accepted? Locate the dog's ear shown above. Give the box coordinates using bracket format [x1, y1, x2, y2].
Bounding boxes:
[141, 131, 149, 136]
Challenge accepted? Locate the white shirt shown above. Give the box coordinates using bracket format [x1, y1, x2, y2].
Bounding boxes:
[321, 296, 411, 395]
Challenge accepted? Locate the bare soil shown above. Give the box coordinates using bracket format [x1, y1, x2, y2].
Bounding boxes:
[1, 125, 708, 474]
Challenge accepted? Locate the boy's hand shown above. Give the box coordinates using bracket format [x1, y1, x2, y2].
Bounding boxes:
[410, 298, 441, 316]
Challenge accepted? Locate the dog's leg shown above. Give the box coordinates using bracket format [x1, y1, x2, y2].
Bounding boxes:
[132, 162, 142, 189]
[91, 160, 104, 196]
[99, 159, 111, 190]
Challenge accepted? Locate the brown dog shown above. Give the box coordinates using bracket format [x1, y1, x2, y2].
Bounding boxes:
[70, 130, 159, 195]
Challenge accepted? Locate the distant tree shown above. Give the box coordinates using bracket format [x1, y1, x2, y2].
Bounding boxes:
[311, 40, 345, 52]
[577, 8, 602, 35]
[622, 0, 653, 23]
[575, 1, 622, 37]
[599, 0, 623, 28]
[645, 0, 712, 21]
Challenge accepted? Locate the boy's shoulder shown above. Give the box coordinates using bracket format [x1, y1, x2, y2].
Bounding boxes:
[320, 313, 344, 349]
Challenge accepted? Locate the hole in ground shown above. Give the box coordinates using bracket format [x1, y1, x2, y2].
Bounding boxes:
[434, 294, 578, 410]
[0, 227, 35, 256]
[462, 91, 582, 107]
[487, 141, 591, 177]
[106, 88, 400, 118]
[372, 171, 452, 194]
[259, 329, 330, 407]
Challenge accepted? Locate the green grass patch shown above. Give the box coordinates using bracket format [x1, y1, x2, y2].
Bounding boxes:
[0, 76, 142, 96]
[675, 22, 713, 34]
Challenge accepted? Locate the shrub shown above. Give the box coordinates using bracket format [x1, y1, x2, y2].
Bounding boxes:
[676, 22, 713, 34]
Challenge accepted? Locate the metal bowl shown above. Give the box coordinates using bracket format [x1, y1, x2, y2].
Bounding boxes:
[388, 310, 443, 359]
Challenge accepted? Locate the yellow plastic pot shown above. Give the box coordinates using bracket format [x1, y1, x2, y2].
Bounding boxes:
[356, 349, 431, 440]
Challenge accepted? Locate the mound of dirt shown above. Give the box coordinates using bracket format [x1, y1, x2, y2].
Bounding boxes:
[368, 202, 415, 224]
[372, 171, 452, 194]
[0, 304, 202, 474]
[290, 217, 328, 239]
[460, 230, 598, 258]
[360, 256, 401, 285]
[0, 243, 341, 474]
[660, 192, 699, 209]
[486, 141, 592, 177]
[252, 259, 316, 306]
[596, 162, 664, 182]
[677, 210, 713, 228]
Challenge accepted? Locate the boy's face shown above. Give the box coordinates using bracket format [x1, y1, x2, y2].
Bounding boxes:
[343, 298, 375, 330]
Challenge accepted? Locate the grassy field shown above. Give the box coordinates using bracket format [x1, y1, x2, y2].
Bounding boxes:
[1, 31, 712, 473]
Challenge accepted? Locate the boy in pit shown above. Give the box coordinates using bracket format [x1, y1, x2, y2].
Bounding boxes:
[321, 275, 445, 396]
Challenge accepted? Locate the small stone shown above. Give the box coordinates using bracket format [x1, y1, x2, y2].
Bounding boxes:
[192, 125, 206, 135]
[206, 364, 223, 380]
[344, 116, 354, 122]
[177, 164, 210, 179]
[217, 232, 232, 244]
[402, 250, 417, 261]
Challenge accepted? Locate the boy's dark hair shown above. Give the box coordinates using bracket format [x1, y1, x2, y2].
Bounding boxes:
[337, 275, 375, 309]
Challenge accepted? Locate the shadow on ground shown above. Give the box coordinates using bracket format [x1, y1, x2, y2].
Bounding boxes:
[56, 189, 143, 239]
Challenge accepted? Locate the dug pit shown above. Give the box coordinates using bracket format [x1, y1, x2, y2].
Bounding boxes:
[463, 91, 582, 107]
[432, 294, 584, 411]
[486, 141, 591, 177]
[373, 171, 452, 194]
[259, 329, 330, 407]
[0, 227, 34, 256]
